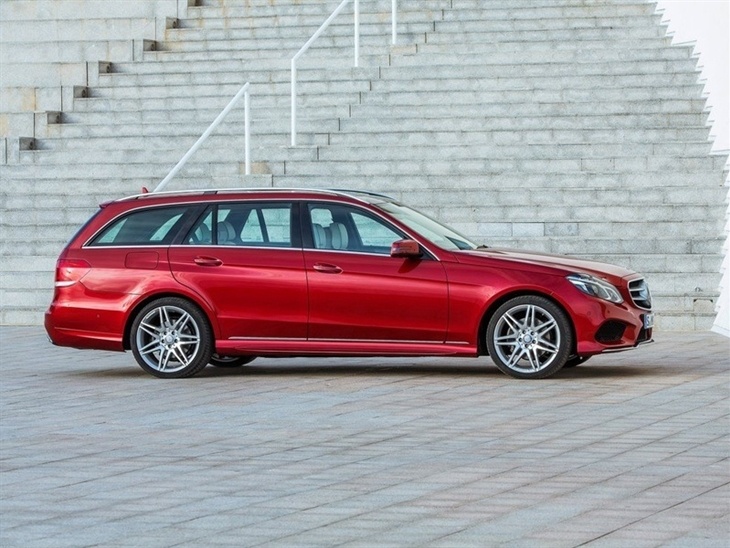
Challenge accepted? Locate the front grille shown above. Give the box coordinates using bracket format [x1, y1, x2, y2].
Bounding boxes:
[628, 278, 652, 310]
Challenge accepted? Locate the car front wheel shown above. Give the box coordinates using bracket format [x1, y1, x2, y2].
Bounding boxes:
[487, 296, 573, 379]
[130, 297, 213, 379]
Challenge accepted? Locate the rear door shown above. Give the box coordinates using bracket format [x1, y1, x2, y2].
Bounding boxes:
[168, 201, 308, 341]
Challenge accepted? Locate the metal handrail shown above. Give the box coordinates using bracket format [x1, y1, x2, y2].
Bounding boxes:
[155, 82, 251, 193]
[291, 0, 398, 146]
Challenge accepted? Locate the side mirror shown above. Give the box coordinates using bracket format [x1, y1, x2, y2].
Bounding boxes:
[390, 239, 422, 258]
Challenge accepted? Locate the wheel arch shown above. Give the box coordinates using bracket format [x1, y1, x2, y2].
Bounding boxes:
[477, 290, 577, 356]
[122, 291, 217, 351]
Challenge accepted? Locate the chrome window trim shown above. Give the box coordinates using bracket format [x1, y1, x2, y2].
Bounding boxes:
[83, 194, 443, 260]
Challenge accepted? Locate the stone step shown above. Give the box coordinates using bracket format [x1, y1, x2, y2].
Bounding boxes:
[84, 82, 369, 101]
[88, 63, 702, 99]
[16, 138, 719, 169]
[315, 142, 715, 161]
[162, 21, 434, 46]
[328, 127, 714, 146]
[191, 0, 645, 8]
[440, 4, 656, 20]
[369, 73, 702, 92]
[174, 12, 440, 32]
[398, 46, 693, 66]
[277, 156, 724, 177]
[186, 0, 452, 18]
[38, 121, 711, 157]
[338, 113, 711, 132]
[41, 124, 713, 150]
[349, 99, 710, 117]
[6, 168, 724, 194]
[424, 25, 667, 45]
[5, 169, 724, 198]
[416, 37, 674, 54]
[382, 58, 699, 78]
[433, 14, 663, 34]
[47, 83, 715, 119]
[103, 57, 376, 75]
[0, 40, 135, 64]
[358, 87, 702, 106]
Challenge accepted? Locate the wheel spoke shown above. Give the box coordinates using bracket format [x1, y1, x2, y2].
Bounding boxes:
[527, 348, 541, 370]
[172, 311, 192, 332]
[507, 346, 526, 366]
[535, 339, 558, 354]
[170, 345, 190, 366]
[526, 305, 536, 329]
[139, 321, 160, 338]
[157, 347, 168, 370]
[139, 339, 161, 355]
[503, 312, 522, 332]
[535, 318, 556, 336]
[496, 332, 519, 345]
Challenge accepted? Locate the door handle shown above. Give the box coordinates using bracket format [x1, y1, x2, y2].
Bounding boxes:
[313, 263, 342, 274]
[194, 256, 223, 267]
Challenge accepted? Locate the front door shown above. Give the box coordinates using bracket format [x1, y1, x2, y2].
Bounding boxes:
[303, 202, 449, 342]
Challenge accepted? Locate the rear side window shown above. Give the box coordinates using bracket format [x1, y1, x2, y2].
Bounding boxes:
[184, 203, 294, 247]
[89, 206, 189, 246]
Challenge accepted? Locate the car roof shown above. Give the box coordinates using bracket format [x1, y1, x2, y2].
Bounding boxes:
[109, 187, 394, 207]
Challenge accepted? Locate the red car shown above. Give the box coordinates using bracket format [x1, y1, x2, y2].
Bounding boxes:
[46, 189, 653, 379]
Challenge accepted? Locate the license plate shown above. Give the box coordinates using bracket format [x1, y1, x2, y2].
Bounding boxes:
[644, 313, 654, 329]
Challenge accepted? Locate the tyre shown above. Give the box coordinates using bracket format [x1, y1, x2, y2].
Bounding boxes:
[486, 295, 573, 379]
[130, 297, 213, 378]
[209, 354, 256, 368]
[563, 355, 591, 368]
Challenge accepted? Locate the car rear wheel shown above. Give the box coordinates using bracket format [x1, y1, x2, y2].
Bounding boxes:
[130, 297, 213, 379]
[487, 296, 573, 379]
[209, 354, 256, 368]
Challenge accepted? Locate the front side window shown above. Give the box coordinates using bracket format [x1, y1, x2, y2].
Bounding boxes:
[89, 206, 189, 246]
[308, 203, 404, 255]
[375, 201, 478, 251]
[184, 203, 293, 247]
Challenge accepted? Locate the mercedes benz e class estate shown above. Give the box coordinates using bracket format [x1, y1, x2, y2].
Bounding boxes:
[46, 188, 653, 379]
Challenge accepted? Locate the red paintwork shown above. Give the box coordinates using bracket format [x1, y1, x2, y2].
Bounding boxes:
[45, 189, 652, 362]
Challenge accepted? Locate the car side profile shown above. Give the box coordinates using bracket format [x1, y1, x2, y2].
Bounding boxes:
[45, 188, 653, 379]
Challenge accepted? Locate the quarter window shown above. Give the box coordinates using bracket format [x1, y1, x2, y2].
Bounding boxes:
[90, 206, 188, 246]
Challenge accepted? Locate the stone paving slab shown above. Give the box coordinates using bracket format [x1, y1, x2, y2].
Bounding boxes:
[0, 326, 728, 547]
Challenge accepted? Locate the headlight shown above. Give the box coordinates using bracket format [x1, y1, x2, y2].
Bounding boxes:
[567, 273, 623, 304]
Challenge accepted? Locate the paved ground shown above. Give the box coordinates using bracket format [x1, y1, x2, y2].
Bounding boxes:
[0, 327, 728, 547]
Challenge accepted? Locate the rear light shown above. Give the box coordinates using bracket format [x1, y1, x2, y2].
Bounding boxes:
[55, 259, 91, 288]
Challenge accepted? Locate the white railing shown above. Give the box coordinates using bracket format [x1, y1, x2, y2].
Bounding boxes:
[291, 0, 398, 146]
[155, 82, 251, 193]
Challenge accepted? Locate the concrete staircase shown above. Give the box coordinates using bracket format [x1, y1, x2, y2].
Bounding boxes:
[1, 0, 727, 330]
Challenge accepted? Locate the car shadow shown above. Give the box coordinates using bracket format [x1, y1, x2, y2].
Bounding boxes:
[67, 357, 665, 380]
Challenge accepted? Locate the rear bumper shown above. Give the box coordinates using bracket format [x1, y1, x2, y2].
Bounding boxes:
[45, 305, 124, 352]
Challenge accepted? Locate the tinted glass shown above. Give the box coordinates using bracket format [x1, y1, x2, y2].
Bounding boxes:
[308, 203, 404, 255]
[90, 206, 189, 246]
[184, 203, 293, 247]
